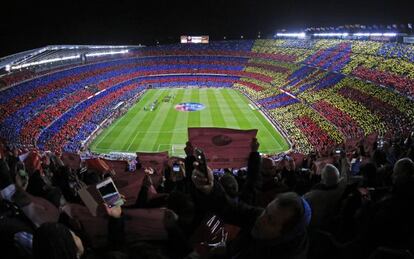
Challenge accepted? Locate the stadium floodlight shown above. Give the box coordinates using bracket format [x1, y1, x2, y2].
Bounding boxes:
[382, 32, 397, 37]
[5, 64, 11, 72]
[353, 32, 371, 37]
[313, 32, 349, 37]
[369, 33, 382, 36]
[276, 32, 306, 38]
[353, 32, 398, 37]
[10, 55, 81, 70]
[85, 49, 129, 57]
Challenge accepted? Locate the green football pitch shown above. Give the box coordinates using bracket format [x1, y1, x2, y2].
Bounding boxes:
[90, 88, 289, 156]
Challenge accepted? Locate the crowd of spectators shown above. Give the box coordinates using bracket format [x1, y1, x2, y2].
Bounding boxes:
[352, 66, 414, 98]
[0, 70, 36, 88]
[0, 53, 265, 150]
[338, 86, 414, 136]
[312, 101, 364, 140]
[1, 38, 413, 162]
[247, 38, 414, 153]
[303, 43, 352, 72]
[1, 131, 413, 259]
[258, 93, 299, 109]
[0, 39, 413, 259]
[377, 42, 414, 63]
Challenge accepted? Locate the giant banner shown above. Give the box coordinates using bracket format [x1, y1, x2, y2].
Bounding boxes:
[188, 127, 258, 169]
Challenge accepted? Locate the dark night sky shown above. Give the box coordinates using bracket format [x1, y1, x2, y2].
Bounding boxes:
[0, 0, 413, 57]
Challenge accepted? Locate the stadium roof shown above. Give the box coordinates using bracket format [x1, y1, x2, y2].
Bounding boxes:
[1, 0, 413, 57]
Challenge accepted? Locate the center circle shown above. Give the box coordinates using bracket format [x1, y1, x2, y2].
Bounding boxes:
[175, 102, 205, 112]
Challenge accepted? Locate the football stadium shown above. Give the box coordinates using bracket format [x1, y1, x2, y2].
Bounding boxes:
[1, 1, 414, 259]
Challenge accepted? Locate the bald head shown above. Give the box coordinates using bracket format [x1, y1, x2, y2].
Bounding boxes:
[393, 158, 414, 184]
[321, 164, 340, 187]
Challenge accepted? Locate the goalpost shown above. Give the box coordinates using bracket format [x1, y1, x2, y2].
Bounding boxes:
[171, 144, 186, 157]
[157, 143, 186, 157]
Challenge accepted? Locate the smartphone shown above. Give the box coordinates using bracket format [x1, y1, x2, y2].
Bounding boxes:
[96, 178, 124, 208]
[335, 149, 341, 154]
[195, 148, 209, 178]
[172, 162, 180, 173]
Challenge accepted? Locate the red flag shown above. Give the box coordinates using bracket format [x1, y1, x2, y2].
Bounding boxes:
[188, 127, 258, 169]
[102, 159, 128, 175]
[290, 152, 305, 167]
[24, 151, 43, 174]
[86, 158, 111, 173]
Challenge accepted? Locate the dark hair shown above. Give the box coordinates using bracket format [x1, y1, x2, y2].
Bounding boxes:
[0, 161, 13, 189]
[127, 242, 168, 259]
[167, 191, 194, 216]
[33, 222, 78, 259]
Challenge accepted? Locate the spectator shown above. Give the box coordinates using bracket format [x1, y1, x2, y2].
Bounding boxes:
[220, 173, 239, 201]
[33, 204, 124, 259]
[304, 164, 346, 230]
[191, 164, 311, 259]
[361, 158, 414, 256]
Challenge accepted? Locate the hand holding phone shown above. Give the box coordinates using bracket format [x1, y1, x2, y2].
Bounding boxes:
[104, 203, 123, 218]
[96, 178, 124, 208]
[195, 148, 208, 178]
[191, 148, 214, 193]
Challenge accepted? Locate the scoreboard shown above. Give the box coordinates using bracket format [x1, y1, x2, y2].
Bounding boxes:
[180, 35, 209, 44]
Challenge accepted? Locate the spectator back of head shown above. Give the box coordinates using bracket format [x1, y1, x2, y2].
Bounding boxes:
[220, 173, 239, 198]
[392, 158, 414, 196]
[321, 164, 340, 187]
[393, 158, 414, 182]
[33, 222, 79, 259]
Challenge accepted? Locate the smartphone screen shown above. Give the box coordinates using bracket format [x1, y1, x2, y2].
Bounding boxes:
[96, 178, 123, 207]
[173, 164, 180, 173]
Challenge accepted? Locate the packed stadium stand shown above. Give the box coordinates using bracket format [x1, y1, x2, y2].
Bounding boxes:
[1, 39, 413, 154]
[1, 38, 414, 259]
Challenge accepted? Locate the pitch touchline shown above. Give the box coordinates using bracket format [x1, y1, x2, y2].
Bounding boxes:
[233, 91, 283, 149]
[93, 113, 127, 148]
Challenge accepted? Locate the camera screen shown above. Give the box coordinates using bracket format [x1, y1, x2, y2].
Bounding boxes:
[97, 181, 120, 207]
[173, 164, 180, 172]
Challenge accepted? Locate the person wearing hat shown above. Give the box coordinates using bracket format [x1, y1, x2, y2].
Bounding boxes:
[303, 164, 346, 229]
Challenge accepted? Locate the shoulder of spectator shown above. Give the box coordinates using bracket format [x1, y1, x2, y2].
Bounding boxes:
[249, 151, 261, 160]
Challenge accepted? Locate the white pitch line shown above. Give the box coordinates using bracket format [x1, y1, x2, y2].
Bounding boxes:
[93, 115, 126, 148]
[233, 91, 283, 149]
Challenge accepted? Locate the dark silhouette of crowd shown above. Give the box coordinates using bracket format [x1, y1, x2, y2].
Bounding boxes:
[1, 131, 414, 259]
